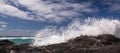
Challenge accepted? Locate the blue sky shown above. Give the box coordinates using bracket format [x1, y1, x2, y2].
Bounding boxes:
[0, 0, 120, 36]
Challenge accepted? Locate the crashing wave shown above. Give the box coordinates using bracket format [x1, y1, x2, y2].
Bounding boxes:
[33, 18, 120, 46]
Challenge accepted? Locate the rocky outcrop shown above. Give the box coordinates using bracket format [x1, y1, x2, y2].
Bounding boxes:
[38, 34, 120, 53]
[1, 34, 120, 53]
[0, 40, 14, 53]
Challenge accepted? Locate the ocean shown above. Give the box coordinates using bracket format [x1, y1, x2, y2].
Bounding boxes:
[0, 37, 34, 44]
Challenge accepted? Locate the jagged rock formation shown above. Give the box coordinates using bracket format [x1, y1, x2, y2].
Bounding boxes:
[1, 34, 120, 53]
[0, 40, 14, 53]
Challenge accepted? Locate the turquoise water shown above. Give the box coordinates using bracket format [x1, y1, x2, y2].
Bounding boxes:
[10, 39, 33, 44]
[0, 37, 34, 44]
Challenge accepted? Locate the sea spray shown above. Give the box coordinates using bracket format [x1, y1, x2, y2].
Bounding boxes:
[33, 18, 120, 46]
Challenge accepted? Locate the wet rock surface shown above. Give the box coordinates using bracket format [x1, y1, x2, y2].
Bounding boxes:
[1, 34, 120, 53]
[0, 40, 14, 53]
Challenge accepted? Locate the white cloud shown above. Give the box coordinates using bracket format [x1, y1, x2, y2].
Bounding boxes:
[0, 3, 34, 20]
[44, 14, 65, 23]
[0, 21, 7, 25]
[0, 21, 7, 30]
[58, 11, 79, 17]
[1, 25, 7, 28]
[0, 0, 99, 23]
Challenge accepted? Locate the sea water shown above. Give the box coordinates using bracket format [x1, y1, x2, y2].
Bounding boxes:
[0, 37, 34, 44]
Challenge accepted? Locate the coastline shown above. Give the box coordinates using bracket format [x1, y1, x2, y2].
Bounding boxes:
[0, 34, 120, 53]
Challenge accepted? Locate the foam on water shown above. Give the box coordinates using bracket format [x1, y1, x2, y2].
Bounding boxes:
[0, 37, 33, 40]
[33, 18, 120, 46]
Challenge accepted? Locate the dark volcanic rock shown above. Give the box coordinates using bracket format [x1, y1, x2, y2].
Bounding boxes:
[96, 34, 120, 45]
[0, 40, 14, 53]
[1, 34, 120, 53]
[17, 34, 120, 53]
[40, 34, 120, 53]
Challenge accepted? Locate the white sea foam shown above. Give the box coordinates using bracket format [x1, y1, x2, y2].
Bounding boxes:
[0, 37, 33, 40]
[33, 18, 120, 46]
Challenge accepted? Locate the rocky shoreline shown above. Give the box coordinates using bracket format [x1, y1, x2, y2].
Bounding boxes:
[0, 34, 120, 53]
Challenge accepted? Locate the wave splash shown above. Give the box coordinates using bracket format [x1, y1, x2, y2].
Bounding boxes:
[33, 18, 120, 46]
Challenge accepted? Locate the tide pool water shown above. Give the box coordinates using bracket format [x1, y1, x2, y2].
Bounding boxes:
[0, 37, 34, 44]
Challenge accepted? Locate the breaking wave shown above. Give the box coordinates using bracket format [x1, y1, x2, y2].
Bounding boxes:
[33, 18, 120, 46]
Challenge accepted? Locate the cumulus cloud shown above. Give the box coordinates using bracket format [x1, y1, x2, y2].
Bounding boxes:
[0, 0, 99, 23]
